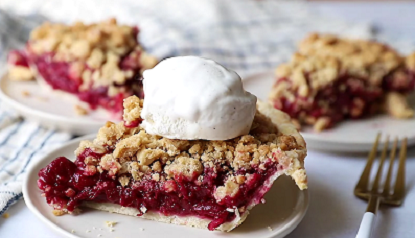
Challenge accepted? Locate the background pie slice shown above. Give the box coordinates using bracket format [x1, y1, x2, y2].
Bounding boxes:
[269, 33, 415, 132]
[7, 18, 158, 116]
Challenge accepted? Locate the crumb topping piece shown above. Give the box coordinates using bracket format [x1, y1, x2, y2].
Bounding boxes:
[74, 105, 89, 115]
[123, 96, 143, 125]
[105, 221, 117, 227]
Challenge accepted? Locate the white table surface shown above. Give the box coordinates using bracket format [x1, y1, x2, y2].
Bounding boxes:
[2, 2, 415, 238]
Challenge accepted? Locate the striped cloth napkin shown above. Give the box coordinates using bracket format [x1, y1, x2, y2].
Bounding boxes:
[0, 0, 373, 215]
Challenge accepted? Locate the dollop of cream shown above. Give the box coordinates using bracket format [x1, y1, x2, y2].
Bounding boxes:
[141, 56, 257, 140]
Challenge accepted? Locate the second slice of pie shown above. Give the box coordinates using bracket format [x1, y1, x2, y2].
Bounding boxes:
[7, 18, 158, 116]
[269, 33, 415, 131]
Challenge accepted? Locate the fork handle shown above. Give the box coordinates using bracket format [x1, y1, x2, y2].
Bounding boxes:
[356, 212, 376, 238]
[356, 196, 380, 238]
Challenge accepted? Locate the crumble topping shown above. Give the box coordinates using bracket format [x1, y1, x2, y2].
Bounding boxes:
[165, 156, 204, 180]
[273, 33, 412, 98]
[298, 33, 403, 86]
[75, 140, 107, 156]
[75, 96, 307, 194]
[74, 105, 88, 115]
[123, 96, 144, 124]
[214, 179, 240, 202]
[30, 19, 136, 59]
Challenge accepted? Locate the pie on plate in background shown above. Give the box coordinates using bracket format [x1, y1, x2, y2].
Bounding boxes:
[242, 34, 415, 152]
[268, 33, 415, 132]
[6, 18, 158, 116]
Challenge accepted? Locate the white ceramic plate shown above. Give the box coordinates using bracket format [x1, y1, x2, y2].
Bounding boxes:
[243, 71, 415, 152]
[23, 135, 309, 238]
[0, 74, 120, 135]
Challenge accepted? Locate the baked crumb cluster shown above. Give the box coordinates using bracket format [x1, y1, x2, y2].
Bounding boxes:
[8, 18, 157, 97]
[75, 96, 307, 202]
[269, 33, 415, 131]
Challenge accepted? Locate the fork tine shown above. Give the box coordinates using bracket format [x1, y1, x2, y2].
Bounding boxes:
[382, 137, 398, 197]
[355, 133, 381, 192]
[371, 135, 389, 193]
[392, 138, 407, 203]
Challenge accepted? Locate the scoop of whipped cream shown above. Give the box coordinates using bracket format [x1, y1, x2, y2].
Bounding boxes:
[140, 56, 257, 140]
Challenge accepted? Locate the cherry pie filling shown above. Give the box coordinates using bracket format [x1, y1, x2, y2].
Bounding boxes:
[273, 70, 415, 127]
[38, 148, 282, 230]
[7, 47, 145, 114]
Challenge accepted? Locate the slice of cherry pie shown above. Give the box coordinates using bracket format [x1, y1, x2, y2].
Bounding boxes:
[37, 96, 307, 231]
[269, 33, 415, 131]
[7, 18, 157, 115]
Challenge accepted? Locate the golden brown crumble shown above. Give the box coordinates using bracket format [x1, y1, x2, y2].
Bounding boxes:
[165, 156, 204, 180]
[75, 141, 107, 156]
[123, 96, 143, 124]
[118, 175, 130, 187]
[30, 19, 136, 59]
[272, 33, 411, 99]
[74, 105, 88, 115]
[21, 91, 31, 97]
[9, 19, 158, 94]
[299, 33, 403, 86]
[52, 209, 67, 216]
[76, 97, 307, 197]
[214, 179, 239, 201]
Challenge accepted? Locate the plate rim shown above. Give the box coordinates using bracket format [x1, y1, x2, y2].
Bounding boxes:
[22, 134, 309, 238]
[22, 135, 93, 238]
[0, 74, 106, 127]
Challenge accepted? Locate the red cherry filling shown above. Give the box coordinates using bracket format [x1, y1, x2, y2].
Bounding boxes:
[7, 50, 30, 67]
[7, 48, 145, 115]
[38, 149, 281, 230]
[273, 71, 415, 128]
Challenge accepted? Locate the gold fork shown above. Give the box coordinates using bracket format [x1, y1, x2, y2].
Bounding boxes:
[354, 134, 407, 238]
